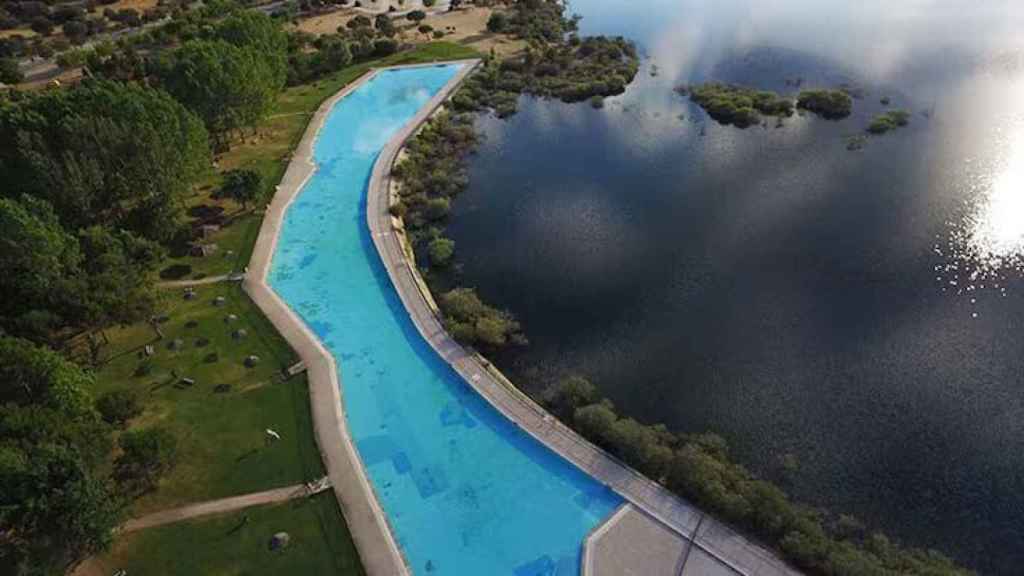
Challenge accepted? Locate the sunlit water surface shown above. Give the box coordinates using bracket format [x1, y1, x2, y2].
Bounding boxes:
[446, 1, 1024, 572]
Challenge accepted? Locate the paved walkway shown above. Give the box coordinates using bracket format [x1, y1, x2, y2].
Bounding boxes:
[121, 484, 308, 533]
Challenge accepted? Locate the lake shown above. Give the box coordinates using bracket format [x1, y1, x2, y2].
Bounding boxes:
[446, 0, 1024, 573]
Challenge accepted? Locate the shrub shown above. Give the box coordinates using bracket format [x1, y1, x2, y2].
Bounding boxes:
[867, 109, 910, 134]
[0, 57, 23, 84]
[425, 197, 450, 220]
[116, 427, 178, 493]
[545, 376, 599, 420]
[427, 237, 454, 267]
[96, 389, 142, 427]
[797, 89, 853, 120]
[487, 12, 508, 32]
[372, 38, 398, 56]
[685, 83, 792, 128]
[439, 287, 524, 348]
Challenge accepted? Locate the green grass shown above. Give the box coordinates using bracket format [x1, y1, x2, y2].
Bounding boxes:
[94, 283, 319, 514]
[162, 42, 481, 281]
[88, 493, 365, 576]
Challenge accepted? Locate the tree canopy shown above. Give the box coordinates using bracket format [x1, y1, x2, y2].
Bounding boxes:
[0, 80, 210, 243]
[0, 337, 121, 575]
[158, 11, 287, 144]
[0, 196, 162, 343]
[158, 39, 281, 145]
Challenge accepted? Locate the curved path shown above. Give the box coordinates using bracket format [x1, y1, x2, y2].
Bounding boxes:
[246, 61, 803, 575]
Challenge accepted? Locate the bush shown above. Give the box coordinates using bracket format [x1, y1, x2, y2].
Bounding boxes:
[684, 83, 793, 128]
[487, 12, 508, 32]
[867, 109, 910, 134]
[372, 38, 398, 56]
[96, 389, 142, 427]
[545, 376, 598, 420]
[115, 427, 178, 493]
[0, 57, 23, 84]
[438, 287, 524, 348]
[427, 237, 454, 267]
[425, 197, 450, 220]
[797, 89, 853, 120]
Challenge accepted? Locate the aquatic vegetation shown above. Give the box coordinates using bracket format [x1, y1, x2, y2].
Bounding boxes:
[451, 0, 640, 117]
[682, 83, 795, 128]
[797, 89, 853, 119]
[845, 135, 867, 151]
[544, 377, 976, 576]
[391, 111, 526, 349]
[867, 109, 911, 134]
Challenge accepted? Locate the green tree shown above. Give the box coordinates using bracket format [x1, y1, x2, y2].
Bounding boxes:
[215, 10, 288, 89]
[545, 376, 598, 420]
[0, 80, 210, 243]
[115, 427, 178, 495]
[96, 389, 142, 428]
[486, 12, 508, 32]
[406, 10, 427, 23]
[0, 57, 23, 84]
[427, 237, 454, 267]
[220, 169, 263, 210]
[0, 197, 81, 341]
[0, 336, 95, 414]
[572, 402, 619, 447]
[374, 13, 396, 36]
[160, 39, 280, 146]
[0, 337, 120, 574]
[74, 226, 163, 335]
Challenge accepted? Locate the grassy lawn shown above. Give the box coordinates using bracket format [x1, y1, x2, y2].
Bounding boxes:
[162, 41, 481, 281]
[94, 282, 320, 514]
[83, 493, 365, 576]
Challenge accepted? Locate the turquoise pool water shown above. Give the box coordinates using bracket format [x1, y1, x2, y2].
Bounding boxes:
[268, 64, 622, 575]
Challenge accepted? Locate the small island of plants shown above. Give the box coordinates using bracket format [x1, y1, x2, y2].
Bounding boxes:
[451, 0, 640, 117]
[679, 83, 794, 128]
[867, 109, 911, 134]
[796, 89, 854, 120]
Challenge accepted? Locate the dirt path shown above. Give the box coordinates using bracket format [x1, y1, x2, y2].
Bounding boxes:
[120, 483, 311, 533]
[157, 274, 237, 289]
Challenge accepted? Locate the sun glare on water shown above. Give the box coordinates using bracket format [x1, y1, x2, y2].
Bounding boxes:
[969, 136, 1024, 260]
[937, 120, 1024, 303]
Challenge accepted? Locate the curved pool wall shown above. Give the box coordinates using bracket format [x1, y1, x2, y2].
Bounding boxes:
[268, 64, 622, 575]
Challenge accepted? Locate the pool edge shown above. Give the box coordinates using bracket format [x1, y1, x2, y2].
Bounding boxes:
[244, 60, 482, 576]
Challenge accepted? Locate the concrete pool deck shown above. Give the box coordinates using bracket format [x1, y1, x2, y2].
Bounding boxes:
[247, 60, 803, 575]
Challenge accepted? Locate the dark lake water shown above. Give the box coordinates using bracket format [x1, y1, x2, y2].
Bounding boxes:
[445, 0, 1024, 573]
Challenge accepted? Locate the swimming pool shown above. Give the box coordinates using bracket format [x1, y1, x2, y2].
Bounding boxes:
[268, 64, 622, 575]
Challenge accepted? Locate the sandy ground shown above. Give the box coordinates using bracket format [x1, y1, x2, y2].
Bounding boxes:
[105, 0, 160, 12]
[294, 6, 525, 57]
